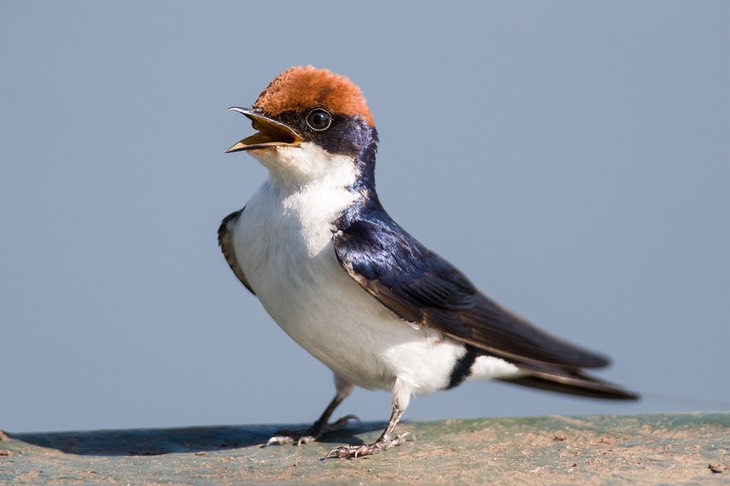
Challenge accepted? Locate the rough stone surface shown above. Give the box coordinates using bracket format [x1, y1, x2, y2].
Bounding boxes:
[2, 413, 729, 484]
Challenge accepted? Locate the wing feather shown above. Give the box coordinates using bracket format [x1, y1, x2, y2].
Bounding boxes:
[218, 209, 255, 295]
[334, 211, 609, 369]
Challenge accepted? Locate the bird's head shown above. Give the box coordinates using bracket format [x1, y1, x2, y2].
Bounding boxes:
[226, 66, 379, 189]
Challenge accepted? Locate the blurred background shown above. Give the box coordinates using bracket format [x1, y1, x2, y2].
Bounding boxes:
[2, 1, 728, 433]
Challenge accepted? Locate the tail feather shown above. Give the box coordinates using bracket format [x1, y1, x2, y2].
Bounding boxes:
[500, 361, 639, 400]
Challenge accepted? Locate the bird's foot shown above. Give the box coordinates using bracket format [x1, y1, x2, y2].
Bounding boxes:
[324, 432, 410, 459]
[265, 414, 360, 447]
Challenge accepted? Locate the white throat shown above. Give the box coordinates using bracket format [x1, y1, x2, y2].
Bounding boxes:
[237, 142, 361, 277]
[250, 142, 360, 191]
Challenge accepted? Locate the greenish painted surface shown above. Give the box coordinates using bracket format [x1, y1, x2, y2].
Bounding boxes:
[2, 413, 729, 484]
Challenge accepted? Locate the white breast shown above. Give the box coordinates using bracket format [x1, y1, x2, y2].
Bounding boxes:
[230, 145, 467, 396]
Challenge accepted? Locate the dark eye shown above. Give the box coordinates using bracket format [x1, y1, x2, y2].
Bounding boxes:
[306, 108, 332, 131]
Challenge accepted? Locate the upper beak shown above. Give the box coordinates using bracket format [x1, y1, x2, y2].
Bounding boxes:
[225, 107, 303, 153]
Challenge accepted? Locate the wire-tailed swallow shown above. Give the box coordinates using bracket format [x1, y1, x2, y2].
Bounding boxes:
[219, 66, 638, 458]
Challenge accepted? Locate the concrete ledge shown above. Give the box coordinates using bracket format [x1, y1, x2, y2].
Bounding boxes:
[2, 413, 728, 484]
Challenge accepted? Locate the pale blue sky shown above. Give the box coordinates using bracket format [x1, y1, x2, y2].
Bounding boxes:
[2, 1, 729, 433]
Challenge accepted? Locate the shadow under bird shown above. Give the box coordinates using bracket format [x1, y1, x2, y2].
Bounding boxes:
[219, 66, 638, 458]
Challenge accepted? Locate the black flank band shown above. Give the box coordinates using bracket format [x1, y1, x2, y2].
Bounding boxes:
[446, 345, 482, 390]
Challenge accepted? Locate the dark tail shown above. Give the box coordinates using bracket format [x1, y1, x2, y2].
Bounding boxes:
[499, 362, 639, 400]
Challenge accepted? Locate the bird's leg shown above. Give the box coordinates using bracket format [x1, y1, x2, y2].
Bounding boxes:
[325, 402, 408, 458]
[325, 378, 411, 458]
[266, 375, 358, 446]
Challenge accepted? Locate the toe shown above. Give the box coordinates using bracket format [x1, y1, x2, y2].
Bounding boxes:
[265, 435, 294, 446]
[296, 435, 317, 446]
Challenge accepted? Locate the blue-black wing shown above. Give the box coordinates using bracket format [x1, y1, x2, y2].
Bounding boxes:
[218, 208, 255, 295]
[334, 206, 609, 369]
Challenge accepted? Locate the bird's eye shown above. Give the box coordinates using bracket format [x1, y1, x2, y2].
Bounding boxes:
[305, 109, 332, 131]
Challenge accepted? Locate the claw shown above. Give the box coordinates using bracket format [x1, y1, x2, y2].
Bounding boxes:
[296, 435, 316, 446]
[264, 414, 361, 448]
[330, 414, 361, 427]
[265, 435, 294, 447]
[324, 432, 410, 459]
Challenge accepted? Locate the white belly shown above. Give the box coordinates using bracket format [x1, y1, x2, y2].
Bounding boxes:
[232, 181, 465, 395]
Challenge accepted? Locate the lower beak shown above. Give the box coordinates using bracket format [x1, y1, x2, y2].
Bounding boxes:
[225, 107, 303, 153]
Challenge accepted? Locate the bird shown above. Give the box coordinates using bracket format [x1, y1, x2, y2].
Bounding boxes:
[219, 65, 638, 459]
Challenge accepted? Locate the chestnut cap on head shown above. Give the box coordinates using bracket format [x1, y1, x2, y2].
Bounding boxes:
[226, 66, 375, 153]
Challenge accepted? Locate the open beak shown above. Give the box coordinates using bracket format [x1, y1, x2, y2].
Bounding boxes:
[225, 107, 303, 153]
